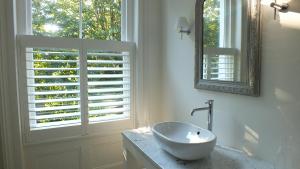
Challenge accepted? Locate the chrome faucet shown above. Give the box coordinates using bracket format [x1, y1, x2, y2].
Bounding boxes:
[191, 100, 214, 131]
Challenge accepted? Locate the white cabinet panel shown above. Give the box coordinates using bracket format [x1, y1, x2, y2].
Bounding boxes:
[24, 133, 124, 169]
[35, 148, 81, 169]
[87, 141, 123, 169]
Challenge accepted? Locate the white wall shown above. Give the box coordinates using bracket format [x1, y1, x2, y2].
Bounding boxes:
[0, 0, 25, 168]
[141, 0, 162, 125]
[132, 0, 162, 126]
[160, 0, 300, 169]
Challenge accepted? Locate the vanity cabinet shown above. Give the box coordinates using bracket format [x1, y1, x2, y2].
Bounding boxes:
[122, 128, 273, 169]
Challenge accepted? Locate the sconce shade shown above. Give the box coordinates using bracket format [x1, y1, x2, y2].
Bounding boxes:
[176, 17, 190, 33]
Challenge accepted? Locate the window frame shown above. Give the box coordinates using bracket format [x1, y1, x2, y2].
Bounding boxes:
[17, 0, 136, 144]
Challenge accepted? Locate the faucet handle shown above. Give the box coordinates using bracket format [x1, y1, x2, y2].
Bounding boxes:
[205, 100, 214, 105]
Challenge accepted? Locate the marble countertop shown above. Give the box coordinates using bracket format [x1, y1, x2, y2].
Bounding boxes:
[122, 128, 274, 169]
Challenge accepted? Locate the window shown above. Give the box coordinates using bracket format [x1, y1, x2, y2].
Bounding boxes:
[202, 0, 243, 81]
[18, 0, 135, 143]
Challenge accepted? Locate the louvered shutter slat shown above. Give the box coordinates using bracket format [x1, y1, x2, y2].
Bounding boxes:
[87, 51, 130, 123]
[26, 49, 81, 129]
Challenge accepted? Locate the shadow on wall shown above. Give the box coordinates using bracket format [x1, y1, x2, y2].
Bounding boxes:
[267, 0, 300, 165]
[267, 18, 300, 167]
[273, 87, 300, 169]
[272, 0, 300, 162]
[288, 0, 300, 13]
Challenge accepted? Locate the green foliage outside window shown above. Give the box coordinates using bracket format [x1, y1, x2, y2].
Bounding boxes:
[203, 0, 220, 48]
[32, 0, 122, 40]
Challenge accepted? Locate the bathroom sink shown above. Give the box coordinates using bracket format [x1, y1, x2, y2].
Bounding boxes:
[152, 121, 217, 160]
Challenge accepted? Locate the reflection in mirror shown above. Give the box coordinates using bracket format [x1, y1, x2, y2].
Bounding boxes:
[195, 0, 261, 96]
[203, 0, 247, 82]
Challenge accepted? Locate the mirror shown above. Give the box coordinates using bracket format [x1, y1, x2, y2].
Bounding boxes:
[195, 0, 261, 96]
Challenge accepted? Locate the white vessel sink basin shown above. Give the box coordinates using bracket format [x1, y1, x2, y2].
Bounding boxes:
[152, 121, 217, 160]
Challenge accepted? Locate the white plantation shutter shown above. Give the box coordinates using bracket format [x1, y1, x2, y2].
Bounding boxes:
[26, 49, 81, 129]
[18, 36, 135, 136]
[203, 48, 238, 81]
[87, 51, 130, 123]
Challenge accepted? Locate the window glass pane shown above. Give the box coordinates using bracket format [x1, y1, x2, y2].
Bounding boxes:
[32, 0, 123, 40]
[32, 0, 80, 38]
[26, 48, 81, 130]
[203, 0, 220, 48]
[82, 0, 122, 40]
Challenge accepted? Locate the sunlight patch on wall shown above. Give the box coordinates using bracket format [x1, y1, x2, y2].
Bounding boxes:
[244, 125, 259, 144]
[279, 12, 300, 29]
[242, 125, 260, 157]
[133, 127, 152, 135]
[242, 146, 253, 156]
[260, 0, 273, 6]
[275, 88, 293, 102]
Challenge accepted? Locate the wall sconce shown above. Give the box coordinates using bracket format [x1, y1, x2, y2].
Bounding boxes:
[270, 2, 289, 12]
[176, 17, 191, 39]
[263, 0, 289, 20]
